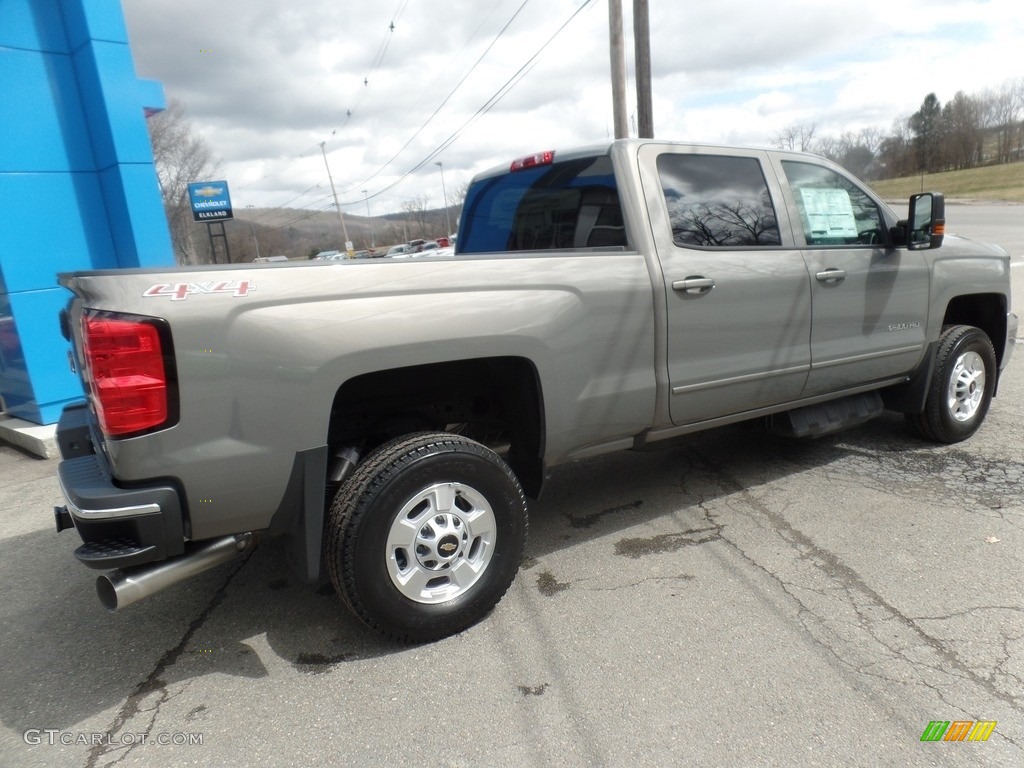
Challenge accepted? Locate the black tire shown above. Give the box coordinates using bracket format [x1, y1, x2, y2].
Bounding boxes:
[324, 432, 527, 643]
[907, 325, 996, 444]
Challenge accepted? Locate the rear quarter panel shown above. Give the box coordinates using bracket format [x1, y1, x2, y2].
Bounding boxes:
[62, 256, 656, 538]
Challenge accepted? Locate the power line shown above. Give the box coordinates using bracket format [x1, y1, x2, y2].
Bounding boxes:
[404, 0, 508, 115]
[340, 0, 535, 195]
[257, 200, 337, 234]
[251, 181, 326, 219]
[348, 0, 597, 204]
[266, 3, 412, 214]
[273, 1, 595, 215]
[315, 0, 531, 199]
[324, 0, 412, 135]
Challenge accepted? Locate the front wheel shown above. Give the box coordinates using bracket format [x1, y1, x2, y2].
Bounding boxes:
[907, 325, 996, 443]
[325, 432, 527, 643]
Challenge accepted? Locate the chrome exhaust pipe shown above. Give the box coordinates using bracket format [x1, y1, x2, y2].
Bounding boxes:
[97, 533, 255, 612]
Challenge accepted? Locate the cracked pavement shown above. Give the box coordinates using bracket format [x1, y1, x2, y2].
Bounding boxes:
[4, 373, 1020, 767]
[2, 210, 1022, 767]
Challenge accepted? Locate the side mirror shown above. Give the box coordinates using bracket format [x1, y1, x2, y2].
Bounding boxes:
[906, 192, 945, 250]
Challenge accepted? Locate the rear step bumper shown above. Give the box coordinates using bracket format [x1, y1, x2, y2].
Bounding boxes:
[56, 403, 185, 570]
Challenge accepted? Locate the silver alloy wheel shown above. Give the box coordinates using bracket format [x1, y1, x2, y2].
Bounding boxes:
[946, 350, 986, 422]
[386, 482, 497, 604]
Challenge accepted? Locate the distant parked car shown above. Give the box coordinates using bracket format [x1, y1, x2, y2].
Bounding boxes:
[253, 255, 289, 263]
[313, 250, 341, 260]
[404, 243, 446, 259]
[386, 244, 412, 257]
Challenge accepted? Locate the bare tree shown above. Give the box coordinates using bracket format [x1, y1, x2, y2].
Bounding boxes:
[446, 181, 470, 234]
[815, 135, 839, 161]
[984, 78, 1023, 164]
[875, 118, 913, 179]
[770, 122, 817, 152]
[858, 127, 883, 155]
[148, 99, 220, 265]
[780, 79, 1024, 184]
[222, 217, 293, 263]
[401, 195, 432, 238]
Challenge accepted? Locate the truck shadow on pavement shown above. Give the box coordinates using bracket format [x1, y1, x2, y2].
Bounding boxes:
[2, 411, 1019, 735]
[528, 411, 1020, 559]
[0, 519, 391, 737]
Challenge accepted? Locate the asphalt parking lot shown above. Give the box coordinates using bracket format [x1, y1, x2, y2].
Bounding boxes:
[1, 204, 1021, 767]
[1, 346, 1021, 767]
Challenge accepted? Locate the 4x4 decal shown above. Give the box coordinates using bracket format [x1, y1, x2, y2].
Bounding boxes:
[143, 280, 256, 301]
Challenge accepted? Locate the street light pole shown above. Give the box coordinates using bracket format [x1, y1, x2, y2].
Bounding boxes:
[435, 161, 452, 237]
[245, 204, 261, 259]
[319, 141, 351, 255]
[362, 190, 375, 249]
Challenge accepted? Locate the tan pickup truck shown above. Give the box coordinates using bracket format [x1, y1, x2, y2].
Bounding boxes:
[53, 140, 1016, 642]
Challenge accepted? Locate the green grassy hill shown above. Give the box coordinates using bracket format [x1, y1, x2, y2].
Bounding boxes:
[868, 161, 1024, 203]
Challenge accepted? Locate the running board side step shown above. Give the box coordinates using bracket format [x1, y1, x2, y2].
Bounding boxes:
[767, 391, 884, 439]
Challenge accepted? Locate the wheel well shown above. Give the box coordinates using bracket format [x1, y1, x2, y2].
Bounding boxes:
[942, 293, 1007, 365]
[327, 357, 545, 498]
[883, 294, 1007, 414]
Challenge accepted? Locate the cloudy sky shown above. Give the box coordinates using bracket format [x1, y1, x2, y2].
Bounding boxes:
[122, 0, 1022, 215]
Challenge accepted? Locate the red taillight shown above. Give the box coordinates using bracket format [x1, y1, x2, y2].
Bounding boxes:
[510, 150, 555, 172]
[82, 313, 174, 437]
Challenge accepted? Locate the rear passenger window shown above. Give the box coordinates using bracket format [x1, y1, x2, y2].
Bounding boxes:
[459, 156, 626, 253]
[657, 154, 781, 247]
[781, 161, 884, 246]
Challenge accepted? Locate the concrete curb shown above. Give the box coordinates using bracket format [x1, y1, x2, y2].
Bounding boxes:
[0, 416, 58, 459]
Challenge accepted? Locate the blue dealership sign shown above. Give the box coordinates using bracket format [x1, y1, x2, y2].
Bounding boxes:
[187, 180, 233, 222]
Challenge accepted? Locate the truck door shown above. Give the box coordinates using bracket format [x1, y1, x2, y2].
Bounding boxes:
[774, 159, 929, 397]
[639, 146, 812, 426]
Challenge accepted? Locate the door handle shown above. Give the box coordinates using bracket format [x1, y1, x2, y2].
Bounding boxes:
[672, 277, 716, 295]
[815, 268, 847, 284]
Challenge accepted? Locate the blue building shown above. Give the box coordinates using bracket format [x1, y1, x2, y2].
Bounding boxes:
[0, 0, 173, 426]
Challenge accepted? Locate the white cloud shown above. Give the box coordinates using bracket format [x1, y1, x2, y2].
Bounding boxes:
[121, 0, 1022, 210]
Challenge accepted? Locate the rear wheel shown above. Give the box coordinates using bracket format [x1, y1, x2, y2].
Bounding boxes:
[325, 432, 527, 643]
[907, 325, 996, 443]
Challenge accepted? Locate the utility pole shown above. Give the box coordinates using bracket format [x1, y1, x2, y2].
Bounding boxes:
[435, 161, 452, 237]
[362, 190, 375, 249]
[319, 141, 351, 256]
[608, 0, 628, 139]
[634, 0, 654, 138]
